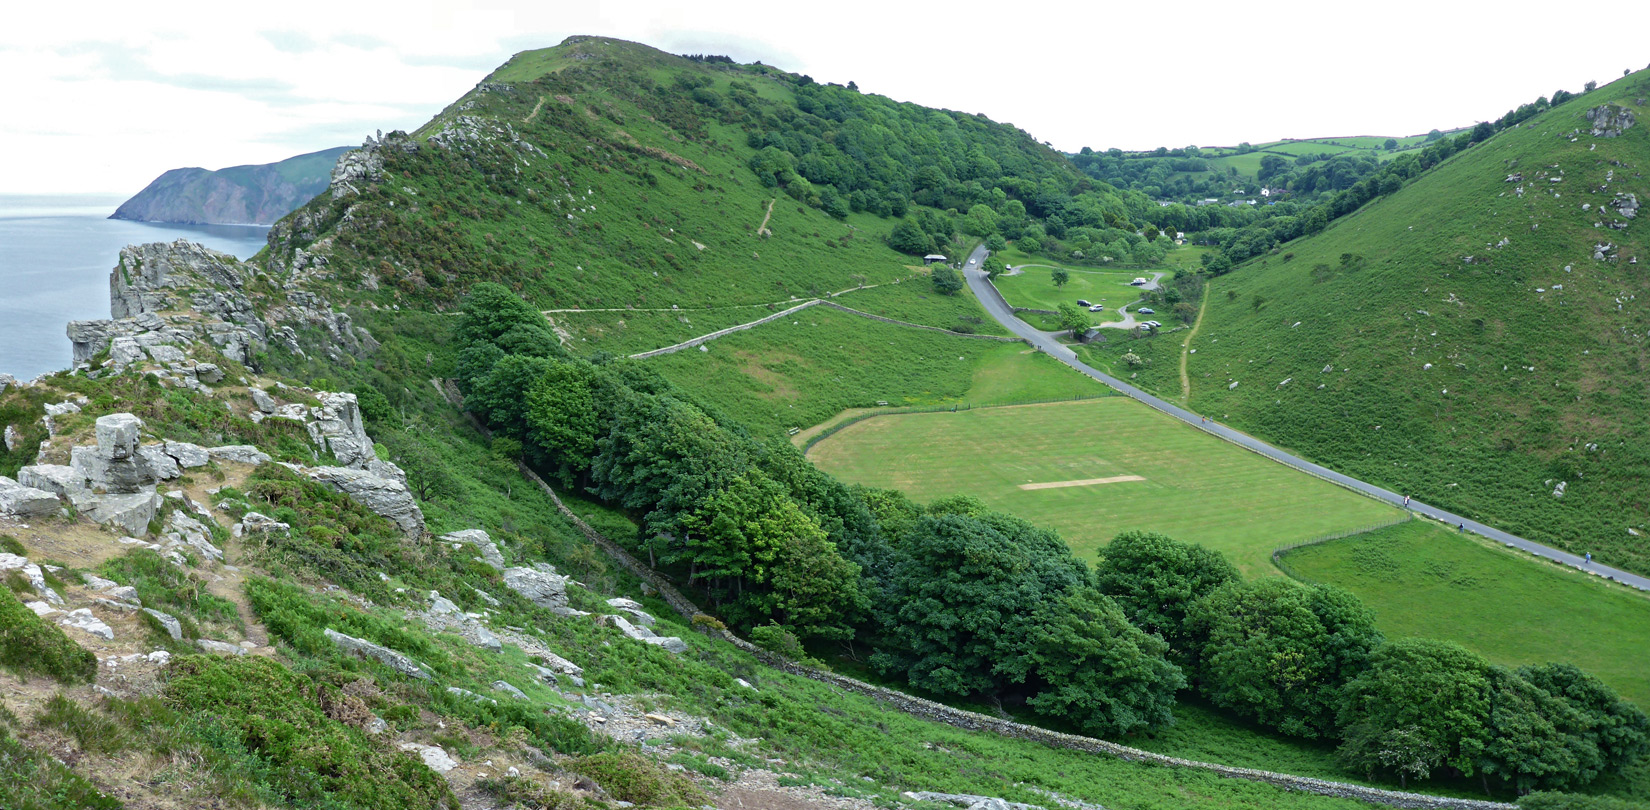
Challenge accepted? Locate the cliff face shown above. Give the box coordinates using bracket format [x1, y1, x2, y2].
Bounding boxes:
[110, 146, 352, 226]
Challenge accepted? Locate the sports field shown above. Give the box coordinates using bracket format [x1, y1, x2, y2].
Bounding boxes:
[1280, 520, 1650, 708]
[808, 398, 1398, 576]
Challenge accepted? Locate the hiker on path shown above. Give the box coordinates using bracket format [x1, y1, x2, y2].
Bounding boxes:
[1403, 495, 1411, 509]
[1586, 551, 1593, 565]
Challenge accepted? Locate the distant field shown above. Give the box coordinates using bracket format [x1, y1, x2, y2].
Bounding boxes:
[1281, 520, 1650, 708]
[808, 398, 1398, 576]
[994, 266, 1146, 321]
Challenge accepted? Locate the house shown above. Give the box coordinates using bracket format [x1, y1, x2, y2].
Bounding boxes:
[922, 254, 948, 266]
[1079, 327, 1106, 344]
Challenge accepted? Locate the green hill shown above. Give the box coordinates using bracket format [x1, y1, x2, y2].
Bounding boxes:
[1181, 71, 1650, 575]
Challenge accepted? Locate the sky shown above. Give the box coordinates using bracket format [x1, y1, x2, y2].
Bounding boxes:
[7, 0, 1650, 194]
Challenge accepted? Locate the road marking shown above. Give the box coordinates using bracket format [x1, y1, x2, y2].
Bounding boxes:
[1018, 475, 1145, 490]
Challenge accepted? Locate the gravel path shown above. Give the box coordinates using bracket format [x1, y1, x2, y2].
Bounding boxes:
[964, 244, 1650, 593]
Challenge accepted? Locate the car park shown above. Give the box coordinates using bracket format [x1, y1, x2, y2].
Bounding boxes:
[1088, 304, 1104, 312]
[1138, 307, 1155, 315]
[1076, 299, 1091, 307]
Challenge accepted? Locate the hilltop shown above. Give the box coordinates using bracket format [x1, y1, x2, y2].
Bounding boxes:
[1176, 70, 1650, 574]
[111, 146, 351, 226]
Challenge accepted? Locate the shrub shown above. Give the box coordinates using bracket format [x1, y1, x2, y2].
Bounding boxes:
[569, 751, 709, 806]
[34, 694, 126, 754]
[166, 654, 459, 810]
[0, 588, 96, 683]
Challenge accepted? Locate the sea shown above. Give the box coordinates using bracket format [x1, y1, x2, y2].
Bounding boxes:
[0, 194, 270, 381]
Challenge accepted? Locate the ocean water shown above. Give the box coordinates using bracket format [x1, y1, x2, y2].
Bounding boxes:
[0, 194, 269, 381]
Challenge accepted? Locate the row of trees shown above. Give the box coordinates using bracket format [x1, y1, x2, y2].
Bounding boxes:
[1096, 533, 1649, 793]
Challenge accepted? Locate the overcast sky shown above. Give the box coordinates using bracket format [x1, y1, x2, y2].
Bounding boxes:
[7, 0, 1650, 195]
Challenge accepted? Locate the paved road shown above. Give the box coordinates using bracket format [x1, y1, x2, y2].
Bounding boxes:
[962, 244, 1650, 593]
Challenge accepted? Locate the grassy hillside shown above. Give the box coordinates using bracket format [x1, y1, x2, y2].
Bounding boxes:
[1184, 71, 1650, 575]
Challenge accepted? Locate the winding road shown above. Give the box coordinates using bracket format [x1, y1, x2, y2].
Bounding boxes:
[962, 244, 1650, 593]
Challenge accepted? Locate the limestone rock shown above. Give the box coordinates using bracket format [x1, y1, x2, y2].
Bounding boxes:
[304, 466, 424, 537]
[163, 510, 223, 562]
[1586, 104, 1636, 138]
[308, 392, 377, 467]
[250, 388, 277, 413]
[491, 680, 529, 700]
[163, 441, 210, 468]
[0, 553, 64, 604]
[25, 600, 57, 618]
[59, 608, 114, 640]
[194, 363, 224, 384]
[397, 743, 458, 773]
[138, 445, 183, 479]
[235, 511, 291, 539]
[143, 608, 184, 640]
[324, 628, 430, 679]
[502, 566, 568, 611]
[441, 529, 504, 570]
[109, 336, 144, 369]
[3, 424, 19, 452]
[0, 476, 61, 517]
[643, 636, 689, 654]
[605, 597, 655, 626]
[208, 445, 271, 466]
[195, 639, 247, 655]
[77, 490, 162, 537]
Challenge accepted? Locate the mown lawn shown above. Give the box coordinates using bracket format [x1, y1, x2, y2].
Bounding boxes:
[808, 397, 1398, 576]
[993, 266, 1145, 322]
[1281, 519, 1650, 709]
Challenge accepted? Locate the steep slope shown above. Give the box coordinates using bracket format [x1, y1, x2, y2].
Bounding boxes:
[1184, 70, 1650, 574]
[111, 146, 351, 226]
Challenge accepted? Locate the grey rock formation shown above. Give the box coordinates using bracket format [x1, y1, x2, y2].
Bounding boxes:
[502, 566, 568, 611]
[420, 590, 501, 652]
[644, 636, 689, 654]
[304, 466, 424, 537]
[109, 336, 144, 370]
[3, 424, 19, 452]
[397, 742, 458, 773]
[208, 445, 271, 465]
[235, 511, 291, 538]
[250, 388, 277, 413]
[605, 613, 688, 655]
[329, 131, 415, 200]
[306, 392, 381, 469]
[195, 639, 247, 655]
[1586, 104, 1636, 138]
[79, 413, 151, 493]
[87, 491, 163, 537]
[442, 529, 505, 570]
[605, 597, 656, 627]
[0, 476, 60, 517]
[491, 680, 529, 700]
[138, 444, 182, 480]
[59, 608, 114, 640]
[324, 628, 430, 679]
[143, 608, 184, 640]
[163, 441, 210, 468]
[901, 793, 1046, 810]
[0, 553, 64, 604]
[163, 510, 223, 562]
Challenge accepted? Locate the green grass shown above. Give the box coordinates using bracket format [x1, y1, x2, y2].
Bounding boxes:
[1280, 520, 1650, 708]
[808, 397, 1399, 576]
[645, 306, 1012, 437]
[1184, 71, 1650, 576]
[994, 265, 1147, 320]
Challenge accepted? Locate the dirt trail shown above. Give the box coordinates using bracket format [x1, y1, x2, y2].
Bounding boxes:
[524, 95, 546, 123]
[1179, 292, 1209, 402]
[755, 198, 776, 236]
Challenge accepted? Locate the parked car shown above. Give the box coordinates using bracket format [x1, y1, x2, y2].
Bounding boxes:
[1131, 277, 1148, 286]
[1138, 307, 1155, 315]
[1076, 299, 1091, 307]
[1145, 320, 1162, 328]
[1088, 304, 1105, 312]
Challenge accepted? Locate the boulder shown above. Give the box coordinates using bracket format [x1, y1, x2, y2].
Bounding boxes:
[59, 608, 114, 640]
[304, 466, 424, 537]
[109, 336, 144, 369]
[3, 424, 19, 452]
[138, 445, 183, 479]
[163, 441, 210, 468]
[324, 628, 429, 679]
[143, 608, 184, 640]
[208, 445, 271, 466]
[76, 490, 162, 537]
[194, 363, 224, 384]
[397, 743, 458, 773]
[235, 511, 291, 539]
[441, 529, 505, 570]
[250, 388, 278, 414]
[605, 597, 655, 626]
[502, 566, 568, 611]
[308, 392, 376, 468]
[17, 465, 79, 498]
[0, 476, 61, 517]
[491, 680, 529, 700]
[163, 510, 224, 562]
[643, 636, 689, 654]
[0, 553, 63, 605]
[195, 639, 246, 655]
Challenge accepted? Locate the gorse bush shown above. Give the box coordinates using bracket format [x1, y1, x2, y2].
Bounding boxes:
[0, 588, 96, 683]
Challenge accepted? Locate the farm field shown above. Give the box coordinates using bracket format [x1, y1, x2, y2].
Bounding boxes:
[994, 266, 1146, 320]
[808, 397, 1398, 576]
[1280, 520, 1650, 709]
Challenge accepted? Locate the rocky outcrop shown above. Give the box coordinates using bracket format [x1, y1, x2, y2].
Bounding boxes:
[1586, 104, 1636, 138]
[330, 131, 415, 200]
[0, 553, 63, 604]
[502, 566, 569, 611]
[303, 466, 424, 537]
[420, 590, 501, 652]
[441, 529, 504, 570]
[605, 597, 656, 627]
[0, 476, 60, 517]
[602, 613, 688, 655]
[68, 241, 265, 368]
[58, 608, 114, 640]
[143, 608, 184, 640]
[324, 628, 430, 679]
[111, 146, 352, 227]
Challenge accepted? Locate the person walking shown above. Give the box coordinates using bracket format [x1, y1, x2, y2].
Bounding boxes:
[1403, 495, 1411, 509]
[1458, 523, 1466, 533]
[1586, 551, 1593, 565]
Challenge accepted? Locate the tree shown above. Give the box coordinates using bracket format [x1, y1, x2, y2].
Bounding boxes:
[1383, 138, 1399, 151]
[1051, 267, 1070, 287]
[1022, 587, 1185, 736]
[1337, 639, 1494, 782]
[888, 219, 935, 255]
[1094, 531, 1239, 665]
[982, 257, 1005, 279]
[931, 265, 963, 296]
[985, 233, 1008, 252]
[524, 360, 603, 483]
[1518, 663, 1650, 779]
[1056, 302, 1089, 336]
[455, 282, 560, 359]
[1188, 580, 1382, 738]
[1585, 80, 1598, 92]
